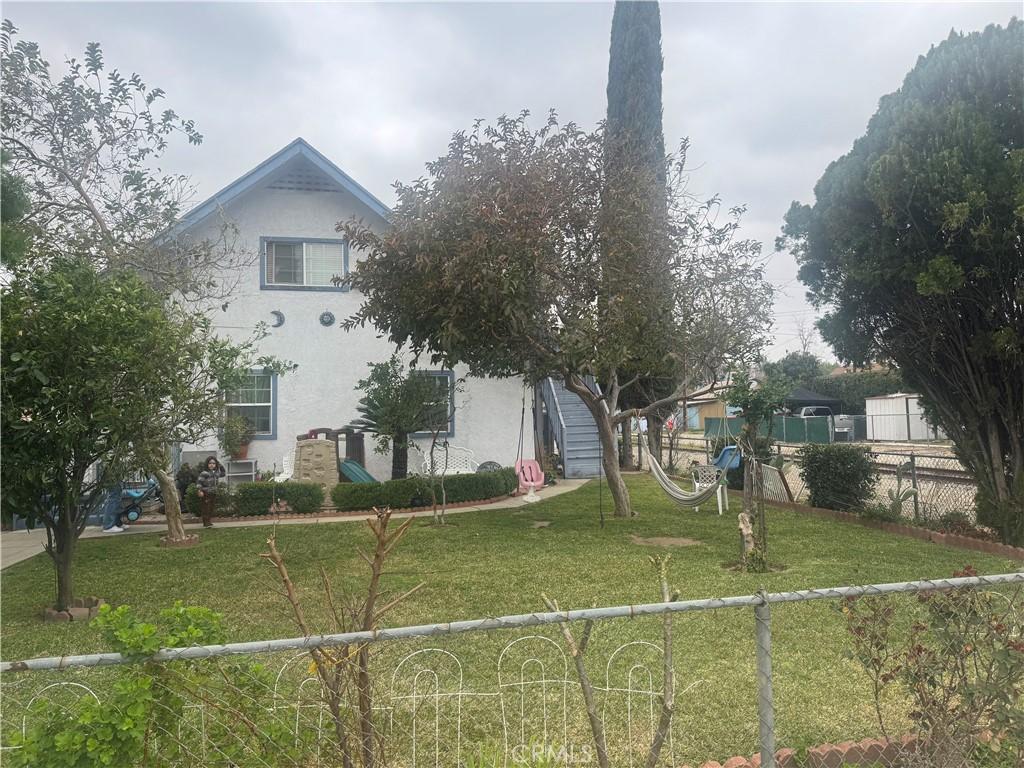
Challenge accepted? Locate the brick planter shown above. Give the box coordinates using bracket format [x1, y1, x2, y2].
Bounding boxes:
[42, 596, 106, 622]
[683, 735, 926, 768]
[211, 494, 517, 524]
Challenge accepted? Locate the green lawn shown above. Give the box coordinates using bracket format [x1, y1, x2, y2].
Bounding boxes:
[1, 475, 1018, 763]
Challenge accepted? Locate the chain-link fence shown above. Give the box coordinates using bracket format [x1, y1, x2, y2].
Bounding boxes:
[701, 414, 947, 447]
[865, 451, 978, 524]
[3, 573, 1021, 767]
[651, 433, 977, 527]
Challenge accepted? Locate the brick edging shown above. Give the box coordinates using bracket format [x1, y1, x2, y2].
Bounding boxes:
[688, 733, 925, 768]
[205, 494, 517, 523]
[733, 491, 1024, 561]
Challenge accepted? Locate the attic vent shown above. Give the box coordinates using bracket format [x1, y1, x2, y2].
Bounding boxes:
[266, 163, 341, 193]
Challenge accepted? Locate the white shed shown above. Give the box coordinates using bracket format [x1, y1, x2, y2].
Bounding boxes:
[865, 393, 946, 442]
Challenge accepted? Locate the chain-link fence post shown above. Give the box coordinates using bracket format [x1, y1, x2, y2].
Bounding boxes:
[909, 452, 921, 521]
[754, 589, 775, 768]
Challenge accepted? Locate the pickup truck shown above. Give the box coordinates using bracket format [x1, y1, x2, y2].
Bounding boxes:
[793, 407, 856, 441]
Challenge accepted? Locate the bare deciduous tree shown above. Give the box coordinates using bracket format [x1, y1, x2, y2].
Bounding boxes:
[542, 555, 681, 768]
[262, 510, 423, 768]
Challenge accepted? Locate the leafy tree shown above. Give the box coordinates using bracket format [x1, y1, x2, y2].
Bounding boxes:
[1, 162, 32, 266]
[348, 355, 446, 479]
[726, 371, 788, 570]
[341, 115, 771, 518]
[0, 22, 248, 301]
[762, 351, 823, 388]
[1, 258, 287, 608]
[1, 24, 288, 561]
[778, 19, 1024, 543]
[808, 369, 905, 415]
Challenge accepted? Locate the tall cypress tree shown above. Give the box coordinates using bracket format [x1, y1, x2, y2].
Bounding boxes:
[604, 1, 675, 465]
[606, 0, 667, 193]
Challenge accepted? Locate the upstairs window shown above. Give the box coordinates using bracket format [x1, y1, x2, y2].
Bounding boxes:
[264, 239, 346, 288]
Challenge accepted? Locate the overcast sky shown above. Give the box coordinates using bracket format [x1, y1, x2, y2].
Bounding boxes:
[6, 1, 1018, 359]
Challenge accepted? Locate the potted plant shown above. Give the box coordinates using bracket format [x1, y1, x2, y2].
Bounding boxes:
[221, 414, 254, 459]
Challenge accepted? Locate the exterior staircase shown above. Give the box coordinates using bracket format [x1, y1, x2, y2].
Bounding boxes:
[539, 377, 605, 478]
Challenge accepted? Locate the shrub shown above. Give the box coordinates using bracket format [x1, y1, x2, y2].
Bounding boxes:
[332, 476, 430, 511]
[182, 483, 235, 517]
[842, 567, 1024, 765]
[233, 482, 325, 516]
[860, 502, 902, 523]
[331, 468, 517, 512]
[437, 467, 518, 503]
[709, 436, 774, 490]
[797, 444, 878, 511]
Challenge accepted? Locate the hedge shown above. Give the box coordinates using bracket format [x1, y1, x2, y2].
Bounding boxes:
[183, 482, 325, 517]
[233, 482, 325, 516]
[797, 443, 878, 511]
[182, 484, 234, 517]
[332, 468, 517, 512]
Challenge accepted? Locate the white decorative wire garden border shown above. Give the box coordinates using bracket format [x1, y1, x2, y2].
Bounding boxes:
[2, 572, 1022, 768]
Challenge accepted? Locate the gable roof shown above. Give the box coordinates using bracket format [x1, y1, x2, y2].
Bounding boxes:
[171, 137, 391, 234]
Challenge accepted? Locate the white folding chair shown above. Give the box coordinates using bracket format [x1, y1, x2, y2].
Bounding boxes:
[690, 464, 726, 515]
[273, 450, 294, 483]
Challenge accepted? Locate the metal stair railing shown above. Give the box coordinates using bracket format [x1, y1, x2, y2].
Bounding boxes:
[541, 377, 568, 470]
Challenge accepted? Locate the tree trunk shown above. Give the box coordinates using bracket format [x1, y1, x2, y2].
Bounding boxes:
[585, 399, 632, 516]
[742, 453, 754, 517]
[564, 376, 633, 517]
[155, 467, 189, 542]
[53, 508, 76, 610]
[738, 511, 756, 566]
[392, 433, 408, 480]
[622, 418, 634, 470]
[648, 419, 662, 467]
[596, 412, 632, 516]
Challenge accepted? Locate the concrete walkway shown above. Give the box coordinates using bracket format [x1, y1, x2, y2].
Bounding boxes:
[0, 479, 589, 571]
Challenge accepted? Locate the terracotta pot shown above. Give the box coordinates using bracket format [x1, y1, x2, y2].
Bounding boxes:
[231, 443, 250, 460]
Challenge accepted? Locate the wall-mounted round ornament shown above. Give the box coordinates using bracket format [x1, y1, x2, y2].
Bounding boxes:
[319, 311, 336, 327]
[270, 310, 285, 328]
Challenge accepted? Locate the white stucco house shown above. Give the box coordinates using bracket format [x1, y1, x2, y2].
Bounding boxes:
[171, 138, 535, 482]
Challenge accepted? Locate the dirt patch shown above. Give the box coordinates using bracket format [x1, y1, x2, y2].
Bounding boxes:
[531, 521, 551, 528]
[629, 534, 700, 548]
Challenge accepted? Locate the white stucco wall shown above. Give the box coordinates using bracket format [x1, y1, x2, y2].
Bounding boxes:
[182, 178, 533, 480]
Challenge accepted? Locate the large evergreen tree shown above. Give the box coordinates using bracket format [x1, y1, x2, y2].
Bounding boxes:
[605, 1, 676, 463]
[606, 1, 667, 189]
[778, 20, 1024, 543]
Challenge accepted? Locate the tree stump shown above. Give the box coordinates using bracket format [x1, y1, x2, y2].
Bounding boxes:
[738, 512, 756, 565]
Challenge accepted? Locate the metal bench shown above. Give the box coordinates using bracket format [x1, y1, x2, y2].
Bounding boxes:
[416, 443, 479, 475]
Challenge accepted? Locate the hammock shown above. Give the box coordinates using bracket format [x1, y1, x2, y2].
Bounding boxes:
[638, 436, 728, 507]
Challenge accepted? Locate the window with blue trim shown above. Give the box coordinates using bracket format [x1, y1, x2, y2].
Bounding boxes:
[225, 371, 274, 435]
[414, 371, 455, 437]
[265, 240, 345, 287]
